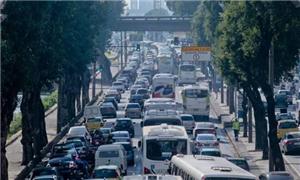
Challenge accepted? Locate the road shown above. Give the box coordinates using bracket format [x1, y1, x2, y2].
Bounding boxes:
[7, 66, 119, 180]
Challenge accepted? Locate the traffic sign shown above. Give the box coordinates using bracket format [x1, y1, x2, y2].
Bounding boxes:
[181, 46, 211, 62]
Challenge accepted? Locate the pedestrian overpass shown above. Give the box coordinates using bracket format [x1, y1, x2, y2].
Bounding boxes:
[111, 16, 192, 32]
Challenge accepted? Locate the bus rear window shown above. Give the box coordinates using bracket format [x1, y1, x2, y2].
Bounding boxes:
[144, 118, 182, 126]
[185, 89, 208, 98]
[180, 65, 195, 71]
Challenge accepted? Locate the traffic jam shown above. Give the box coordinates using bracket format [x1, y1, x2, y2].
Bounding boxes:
[26, 41, 299, 180]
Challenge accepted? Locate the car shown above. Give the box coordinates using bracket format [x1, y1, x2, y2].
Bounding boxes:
[277, 120, 298, 139]
[111, 131, 131, 143]
[32, 175, 59, 180]
[276, 112, 294, 121]
[95, 144, 127, 175]
[117, 78, 129, 89]
[106, 89, 121, 103]
[112, 81, 125, 93]
[278, 90, 293, 104]
[50, 143, 78, 159]
[27, 167, 62, 180]
[64, 139, 89, 159]
[85, 116, 104, 132]
[100, 127, 113, 143]
[47, 154, 88, 179]
[67, 126, 92, 143]
[125, 103, 142, 118]
[194, 133, 219, 149]
[279, 131, 300, 155]
[84, 105, 102, 120]
[113, 141, 135, 166]
[91, 165, 122, 179]
[136, 88, 150, 100]
[193, 122, 217, 138]
[198, 147, 221, 157]
[134, 80, 148, 89]
[103, 97, 118, 110]
[129, 94, 144, 107]
[180, 114, 195, 133]
[226, 157, 250, 171]
[90, 129, 106, 146]
[100, 103, 117, 118]
[259, 171, 294, 180]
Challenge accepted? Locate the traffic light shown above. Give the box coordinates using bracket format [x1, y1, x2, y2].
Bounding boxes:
[136, 44, 140, 51]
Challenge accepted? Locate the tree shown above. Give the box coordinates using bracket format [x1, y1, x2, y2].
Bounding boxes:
[166, 1, 199, 16]
[213, 1, 300, 170]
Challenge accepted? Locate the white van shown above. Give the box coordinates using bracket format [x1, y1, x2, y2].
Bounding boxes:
[67, 126, 92, 143]
[84, 105, 102, 120]
[95, 144, 127, 175]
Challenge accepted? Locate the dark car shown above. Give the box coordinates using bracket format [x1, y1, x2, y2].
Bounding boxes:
[259, 171, 294, 180]
[136, 88, 150, 100]
[279, 131, 300, 155]
[226, 157, 250, 171]
[47, 155, 88, 179]
[103, 97, 118, 110]
[64, 140, 88, 160]
[129, 94, 144, 108]
[27, 167, 62, 180]
[114, 118, 135, 138]
[50, 143, 78, 159]
[113, 142, 135, 166]
[90, 129, 106, 146]
[100, 103, 117, 118]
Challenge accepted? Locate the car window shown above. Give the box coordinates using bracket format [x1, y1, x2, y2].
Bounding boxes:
[99, 150, 119, 158]
[279, 121, 297, 129]
[93, 169, 118, 178]
[290, 133, 300, 139]
[127, 104, 140, 108]
[181, 116, 194, 121]
[87, 118, 100, 122]
[197, 135, 216, 141]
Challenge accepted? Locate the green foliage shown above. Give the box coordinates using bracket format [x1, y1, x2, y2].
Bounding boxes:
[42, 91, 58, 111]
[8, 113, 22, 138]
[145, 8, 170, 16]
[166, 1, 199, 16]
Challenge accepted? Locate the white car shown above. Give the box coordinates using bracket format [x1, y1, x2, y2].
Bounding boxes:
[194, 133, 219, 149]
[111, 131, 131, 143]
[67, 126, 92, 143]
[112, 81, 125, 93]
[180, 114, 195, 133]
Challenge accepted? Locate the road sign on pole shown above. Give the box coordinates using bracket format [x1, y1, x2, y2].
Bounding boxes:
[181, 46, 211, 62]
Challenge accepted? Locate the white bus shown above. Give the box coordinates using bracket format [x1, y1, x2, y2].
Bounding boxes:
[178, 63, 197, 85]
[181, 84, 210, 122]
[169, 155, 257, 180]
[141, 124, 190, 175]
[152, 73, 176, 99]
[157, 54, 174, 74]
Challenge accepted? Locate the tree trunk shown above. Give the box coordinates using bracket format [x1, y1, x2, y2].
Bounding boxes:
[74, 74, 82, 114]
[57, 72, 78, 132]
[243, 84, 269, 159]
[98, 52, 112, 85]
[1, 89, 19, 179]
[21, 86, 48, 164]
[262, 84, 285, 171]
[242, 92, 248, 137]
[81, 67, 90, 109]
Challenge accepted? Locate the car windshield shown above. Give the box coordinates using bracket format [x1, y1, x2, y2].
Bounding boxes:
[144, 118, 182, 126]
[113, 133, 128, 138]
[197, 135, 216, 141]
[66, 141, 83, 148]
[279, 121, 297, 129]
[201, 150, 221, 157]
[180, 65, 195, 71]
[127, 104, 140, 108]
[137, 89, 148, 94]
[32, 169, 56, 177]
[288, 133, 300, 139]
[229, 159, 248, 167]
[100, 129, 110, 134]
[184, 89, 208, 98]
[121, 144, 132, 151]
[87, 118, 100, 122]
[93, 169, 118, 178]
[181, 116, 194, 121]
[146, 139, 187, 160]
[99, 150, 119, 158]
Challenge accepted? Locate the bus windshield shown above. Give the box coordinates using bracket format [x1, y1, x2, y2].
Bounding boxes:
[180, 65, 195, 71]
[143, 118, 182, 126]
[184, 89, 208, 98]
[146, 139, 187, 160]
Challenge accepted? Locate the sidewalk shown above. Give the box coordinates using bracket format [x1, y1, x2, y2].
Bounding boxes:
[211, 89, 267, 176]
[7, 66, 119, 180]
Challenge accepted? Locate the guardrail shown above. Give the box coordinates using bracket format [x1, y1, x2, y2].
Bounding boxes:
[15, 69, 122, 180]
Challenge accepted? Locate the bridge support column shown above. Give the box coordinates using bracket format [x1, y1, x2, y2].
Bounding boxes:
[120, 32, 123, 69]
[124, 31, 128, 67]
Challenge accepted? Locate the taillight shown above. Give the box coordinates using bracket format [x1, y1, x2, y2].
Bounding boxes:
[144, 167, 151, 174]
[285, 140, 293, 145]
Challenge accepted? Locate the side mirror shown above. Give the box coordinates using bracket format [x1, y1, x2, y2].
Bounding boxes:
[217, 138, 220, 141]
[215, 127, 218, 129]
[133, 122, 136, 124]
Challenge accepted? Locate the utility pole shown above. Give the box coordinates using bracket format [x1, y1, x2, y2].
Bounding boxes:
[120, 32, 124, 70]
[124, 31, 128, 66]
[92, 61, 96, 98]
[221, 78, 224, 104]
[248, 101, 253, 143]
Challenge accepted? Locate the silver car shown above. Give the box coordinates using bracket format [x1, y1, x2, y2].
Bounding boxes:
[180, 114, 195, 133]
[194, 133, 219, 149]
[125, 103, 142, 118]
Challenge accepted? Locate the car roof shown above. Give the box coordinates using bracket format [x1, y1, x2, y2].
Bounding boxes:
[97, 144, 123, 150]
[196, 133, 216, 137]
[180, 114, 193, 117]
[201, 148, 221, 151]
[94, 165, 119, 170]
[113, 141, 131, 145]
[112, 131, 129, 134]
[278, 119, 297, 123]
[33, 175, 56, 180]
[117, 118, 132, 121]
